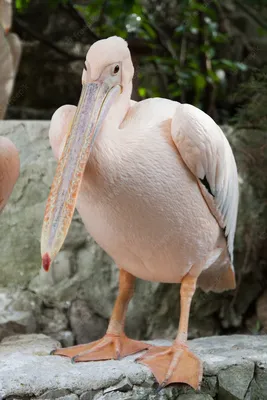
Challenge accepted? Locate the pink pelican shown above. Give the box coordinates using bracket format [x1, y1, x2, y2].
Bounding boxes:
[0, 137, 19, 212]
[0, 0, 22, 119]
[41, 36, 238, 389]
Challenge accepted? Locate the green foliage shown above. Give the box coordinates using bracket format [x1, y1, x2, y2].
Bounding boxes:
[233, 68, 267, 131]
[14, 0, 267, 117]
[15, 0, 31, 12]
[15, 0, 69, 11]
[73, 0, 252, 109]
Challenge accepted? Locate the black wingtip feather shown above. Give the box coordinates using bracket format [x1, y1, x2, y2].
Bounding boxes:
[200, 175, 214, 197]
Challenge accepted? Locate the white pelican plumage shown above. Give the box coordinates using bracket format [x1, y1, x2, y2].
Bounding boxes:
[41, 36, 238, 389]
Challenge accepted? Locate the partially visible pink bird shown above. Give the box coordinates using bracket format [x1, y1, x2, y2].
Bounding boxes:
[0, 0, 22, 119]
[41, 36, 238, 389]
[0, 136, 19, 213]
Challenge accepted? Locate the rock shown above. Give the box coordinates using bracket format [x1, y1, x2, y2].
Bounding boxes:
[37, 393, 79, 400]
[50, 331, 74, 348]
[178, 395, 213, 400]
[0, 288, 41, 341]
[38, 389, 71, 399]
[253, 362, 267, 398]
[80, 391, 101, 400]
[256, 290, 267, 333]
[69, 300, 108, 344]
[0, 334, 267, 399]
[94, 393, 131, 400]
[200, 377, 217, 398]
[39, 396, 79, 400]
[39, 307, 69, 335]
[103, 378, 133, 394]
[218, 363, 254, 399]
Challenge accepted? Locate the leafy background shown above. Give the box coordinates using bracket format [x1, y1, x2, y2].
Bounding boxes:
[12, 0, 265, 120]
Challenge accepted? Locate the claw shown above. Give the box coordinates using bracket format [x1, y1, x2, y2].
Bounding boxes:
[156, 384, 164, 393]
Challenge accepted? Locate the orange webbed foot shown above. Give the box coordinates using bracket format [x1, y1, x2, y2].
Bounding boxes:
[137, 343, 203, 390]
[52, 333, 151, 362]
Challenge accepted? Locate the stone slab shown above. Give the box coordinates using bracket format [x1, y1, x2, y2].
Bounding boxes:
[0, 334, 266, 399]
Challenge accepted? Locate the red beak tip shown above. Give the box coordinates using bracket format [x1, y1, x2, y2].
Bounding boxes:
[42, 253, 51, 272]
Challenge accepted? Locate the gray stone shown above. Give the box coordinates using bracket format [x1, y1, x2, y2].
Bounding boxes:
[250, 379, 265, 400]
[218, 362, 254, 400]
[0, 334, 266, 399]
[39, 396, 79, 400]
[94, 387, 155, 400]
[190, 335, 267, 376]
[38, 389, 71, 399]
[94, 393, 132, 400]
[80, 391, 101, 400]
[50, 331, 75, 348]
[0, 288, 41, 341]
[178, 395, 213, 400]
[70, 300, 108, 344]
[0, 334, 148, 398]
[201, 376, 217, 398]
[103, 378, 133, 394]
[252, 362, 267, 400]
[40, 308, 69, 335]
[0, 333, 61, 355]
[244, 386, 252, 400]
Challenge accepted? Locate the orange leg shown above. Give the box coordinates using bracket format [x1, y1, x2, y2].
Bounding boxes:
[137, 274, 203, 390]
[52, 269, 150, 362]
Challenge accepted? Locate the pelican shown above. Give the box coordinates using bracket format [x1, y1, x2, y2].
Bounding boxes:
[0, 0, 22, 119]
[41, 36, 238, 389]
[0, 1, 20, 207]
[0, 136, 19, 213]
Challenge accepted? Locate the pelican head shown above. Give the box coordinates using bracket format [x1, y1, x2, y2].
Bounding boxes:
[82, 36, 134, 88]
[41, 36, 134, 271]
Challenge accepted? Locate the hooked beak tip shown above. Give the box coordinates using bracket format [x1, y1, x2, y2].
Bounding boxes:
[42, 253, 51, 272]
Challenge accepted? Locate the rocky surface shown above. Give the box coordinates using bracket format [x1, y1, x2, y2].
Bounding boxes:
[0, 334, 266, 400]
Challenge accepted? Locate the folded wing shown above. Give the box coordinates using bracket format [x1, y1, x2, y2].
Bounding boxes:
[171, 103, 239, 264]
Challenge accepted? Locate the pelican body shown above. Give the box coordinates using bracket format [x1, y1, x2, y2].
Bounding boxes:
[41, 36, 238, 389]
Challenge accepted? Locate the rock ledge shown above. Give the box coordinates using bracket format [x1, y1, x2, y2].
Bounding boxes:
[0, 334, 266, 400]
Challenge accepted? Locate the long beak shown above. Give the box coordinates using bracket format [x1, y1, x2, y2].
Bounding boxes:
[41, 81, 121, 271]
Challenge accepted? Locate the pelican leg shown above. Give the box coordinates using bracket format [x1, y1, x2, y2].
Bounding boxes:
[137, 274, 202, 390]
[52, 269, 150, 362]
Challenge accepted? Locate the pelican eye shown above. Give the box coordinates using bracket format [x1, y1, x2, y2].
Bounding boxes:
[113, 65, 120, 74]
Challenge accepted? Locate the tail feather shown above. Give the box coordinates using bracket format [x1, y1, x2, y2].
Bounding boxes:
[197, 248, 236, 293]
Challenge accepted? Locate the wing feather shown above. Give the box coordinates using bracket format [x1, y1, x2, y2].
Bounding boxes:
[171, 103, 239, 262]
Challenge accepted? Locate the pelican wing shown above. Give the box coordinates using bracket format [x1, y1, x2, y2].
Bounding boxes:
[171, 103, 238, 262]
